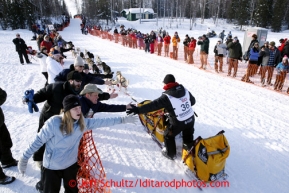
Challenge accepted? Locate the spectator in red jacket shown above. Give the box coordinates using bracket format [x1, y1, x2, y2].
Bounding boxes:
[278, 38, 287, 54]
[40, 35, 53, 53]
[188, 37, 196, 64]
[163, 33, 171, 57]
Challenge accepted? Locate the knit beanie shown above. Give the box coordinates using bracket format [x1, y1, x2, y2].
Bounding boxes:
[283, 55, 288, 62]
[0, 88, 7, 106]
[74, 56, 84, 67]
[67, 71, 82, 81]
[163, 74, 175, 84]
[62, 94, 81, 112]
[84, 64, 89, 70]
[269, 41, 275, 47]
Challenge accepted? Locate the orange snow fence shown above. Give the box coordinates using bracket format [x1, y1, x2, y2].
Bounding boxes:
[77, 130, 111, 193]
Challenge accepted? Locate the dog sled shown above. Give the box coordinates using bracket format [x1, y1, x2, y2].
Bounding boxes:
[137, 100, 230, 182]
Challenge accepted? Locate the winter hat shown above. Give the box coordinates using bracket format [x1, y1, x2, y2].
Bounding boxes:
[283, 55, 288, 62]
[202, 34, 207, 38]
[62, 94, 81, 112]
[163, 74, 175, 84]
[74, 56, 84, 67]
[67, 71, 82, 81]
[279, 39, 285, 43]
[84, 64, 89, 70]
[269, 41, 275, 47]
[52, 54, 63, 61]
[0, 88, 7, 106]
[80, 84, 103, 95]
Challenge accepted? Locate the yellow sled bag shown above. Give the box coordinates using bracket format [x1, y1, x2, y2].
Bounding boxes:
[137, 100, 166, 143]
[189, 130, 230, 182]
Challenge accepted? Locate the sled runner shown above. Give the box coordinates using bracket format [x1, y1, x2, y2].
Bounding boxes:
[138, 100, 230, 182]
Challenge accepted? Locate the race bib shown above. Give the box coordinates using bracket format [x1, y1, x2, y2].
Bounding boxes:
[164, 90, 194, 121]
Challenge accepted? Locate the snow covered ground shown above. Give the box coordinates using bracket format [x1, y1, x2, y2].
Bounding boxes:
[1, 17, 289, 193]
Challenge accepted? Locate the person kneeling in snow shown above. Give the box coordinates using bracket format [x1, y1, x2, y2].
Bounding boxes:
[18, 95, 138, 193]
[126, 74, 196, 160]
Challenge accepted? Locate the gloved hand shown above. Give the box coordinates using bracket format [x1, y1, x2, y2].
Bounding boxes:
[121, 115, 139, 124]
[18, 157, 29, 175]
[126, 105, 139, 115]
[104, 74, 113, 79]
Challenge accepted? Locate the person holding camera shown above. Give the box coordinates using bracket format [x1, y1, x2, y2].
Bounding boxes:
[227, 37, 243, 77]
[197, 34, 210, 70]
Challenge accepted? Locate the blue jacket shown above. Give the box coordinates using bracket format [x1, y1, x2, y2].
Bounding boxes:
[249, 48, 259, 62]
[276, 62, 289, 73]
[79, 96, 126, 118]
[22, 115, 122, 170]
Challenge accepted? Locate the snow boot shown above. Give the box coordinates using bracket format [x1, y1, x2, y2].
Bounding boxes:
[1, 159, 18, 168]
[0, 176, 15, 185]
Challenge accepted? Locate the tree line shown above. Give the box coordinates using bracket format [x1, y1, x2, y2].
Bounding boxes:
[0, 0, 68, 30]
[1, 0, 289, 32]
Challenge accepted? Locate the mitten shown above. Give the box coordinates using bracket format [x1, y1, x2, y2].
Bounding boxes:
[104, 74, 113, 79]
[126, 105, 139, 115]
[18, 157, 29, 175]
[121, 115, 139, 124]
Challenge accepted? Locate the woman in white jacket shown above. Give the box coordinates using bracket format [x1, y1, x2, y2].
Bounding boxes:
[36, 47, 48, 86]
[46, 53, 64, 84]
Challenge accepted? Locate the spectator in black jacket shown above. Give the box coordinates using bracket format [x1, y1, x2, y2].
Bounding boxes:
[127, 74, 196, 160]
[12, 33, 31, 65]
[0, 88, 18, 169]
[79, 84, 132, 118]
[0, 88, 16, 185]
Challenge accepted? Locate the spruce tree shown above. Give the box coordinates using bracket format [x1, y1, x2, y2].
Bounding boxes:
[227, 0, 238, 22]
[236, 0, 250, 29]
[271, 0, 286, 32]
[254, 0, 273, 28]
